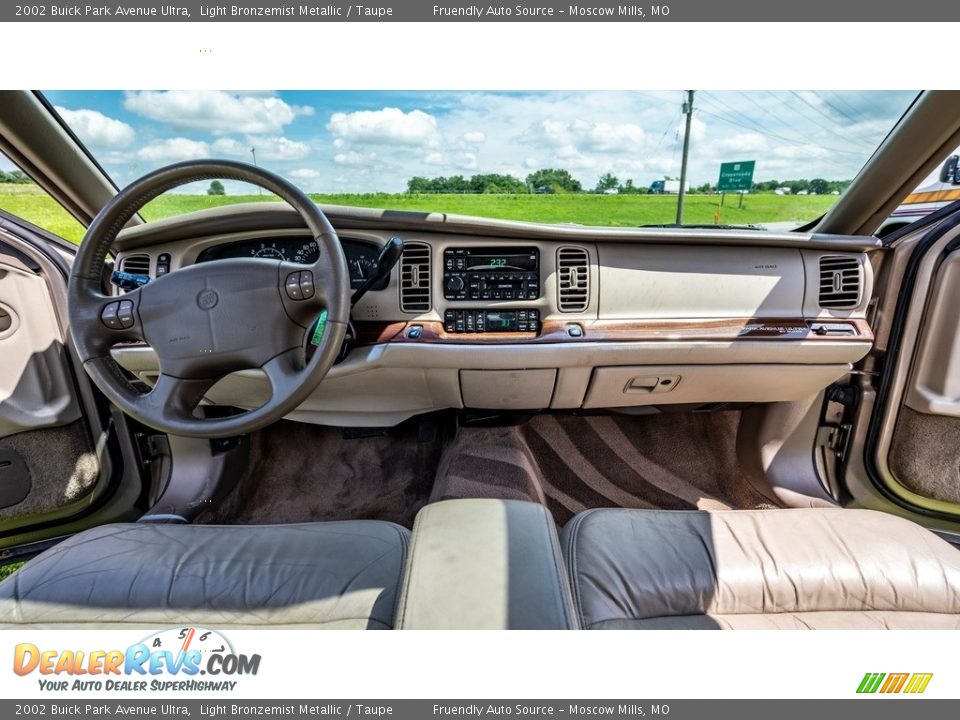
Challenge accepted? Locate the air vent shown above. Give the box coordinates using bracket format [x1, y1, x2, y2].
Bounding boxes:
[818, 256, 862, 309]
[120, 254, 151, 276]
[557, 246, 590, 312]
[399, 242, 431, 313]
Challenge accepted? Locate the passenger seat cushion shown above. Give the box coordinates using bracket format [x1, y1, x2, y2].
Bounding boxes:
[561, 508, 960, 629]
[0, 522, 410, 629]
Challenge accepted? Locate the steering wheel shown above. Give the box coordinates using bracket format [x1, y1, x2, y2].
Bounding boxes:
[68, 159, 350, 439]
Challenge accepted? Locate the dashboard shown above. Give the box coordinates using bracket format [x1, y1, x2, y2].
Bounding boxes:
[194, 235, 387, 291]
[109, 202, 879, 427]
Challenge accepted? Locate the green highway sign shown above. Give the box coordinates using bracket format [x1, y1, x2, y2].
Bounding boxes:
[717, 160, 756, 192]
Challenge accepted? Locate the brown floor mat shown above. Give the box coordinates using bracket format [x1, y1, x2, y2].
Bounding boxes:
[0, 420, 100, 521]
[432, 412, 777, 526]
[197, 419, 444, 528]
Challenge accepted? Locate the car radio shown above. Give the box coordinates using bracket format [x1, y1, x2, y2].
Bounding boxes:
[443, 246, 540, 301]
[443, 309, 540, 334]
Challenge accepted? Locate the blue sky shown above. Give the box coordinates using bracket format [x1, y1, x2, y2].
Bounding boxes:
[31, 90, 918, 194]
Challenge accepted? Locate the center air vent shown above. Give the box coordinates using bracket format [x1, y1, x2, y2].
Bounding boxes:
[399, 242, 431, 313]
[120, 254, 151, 276]
[557, 246, 590, 312]
[818, 256, 862, 309]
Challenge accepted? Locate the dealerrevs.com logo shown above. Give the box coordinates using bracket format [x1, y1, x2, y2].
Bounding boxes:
[13, 627, 261, 692]
[857, 672, 933, 694]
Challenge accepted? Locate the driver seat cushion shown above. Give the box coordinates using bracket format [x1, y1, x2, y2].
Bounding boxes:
[0, 521, 409, 629]
[561, 508, 960, 629]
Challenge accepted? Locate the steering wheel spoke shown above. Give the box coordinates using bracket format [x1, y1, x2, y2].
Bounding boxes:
[145, 373, 216, 425]
[262, 348, 305, 400]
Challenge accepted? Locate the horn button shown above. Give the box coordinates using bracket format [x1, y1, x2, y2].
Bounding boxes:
[137, 259, 303, 379]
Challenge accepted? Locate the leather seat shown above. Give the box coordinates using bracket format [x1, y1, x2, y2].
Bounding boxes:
[561, 508, 960, 629]
[0, 521, 409, 629]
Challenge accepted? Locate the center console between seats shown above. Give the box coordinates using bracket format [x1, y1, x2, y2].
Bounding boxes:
[396, 499, 578, 629]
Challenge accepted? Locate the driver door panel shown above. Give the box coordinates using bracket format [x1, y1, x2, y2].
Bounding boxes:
[0, 236, 100, 526]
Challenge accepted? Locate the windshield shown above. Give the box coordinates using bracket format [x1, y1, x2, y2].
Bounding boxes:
[33, 90, 918, 236]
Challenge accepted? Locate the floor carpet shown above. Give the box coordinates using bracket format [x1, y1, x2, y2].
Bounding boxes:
[432, 412, 778, 526]
[0, 420, 100, 521]
[197, 419, 444, 529]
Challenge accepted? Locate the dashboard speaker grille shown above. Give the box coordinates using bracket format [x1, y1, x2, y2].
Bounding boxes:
[818, 255, 862, 309]
[120, 253, 151, 275]
[399, 242, 431, 313]
[557, 246, 589, 312]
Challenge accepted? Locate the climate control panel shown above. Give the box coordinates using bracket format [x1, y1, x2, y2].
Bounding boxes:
[443, 309, 540, 334]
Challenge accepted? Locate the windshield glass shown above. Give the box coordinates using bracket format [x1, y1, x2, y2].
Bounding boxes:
[36, 90, 918, 237]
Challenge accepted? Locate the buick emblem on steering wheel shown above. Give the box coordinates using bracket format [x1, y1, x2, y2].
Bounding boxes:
[197, 289, 219, 310]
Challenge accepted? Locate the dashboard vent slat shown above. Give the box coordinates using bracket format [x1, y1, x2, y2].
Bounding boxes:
[557, 246, 590, 312]
[818, 256, 862, 309]
[399, 242, 431, 313]
[120, 254, 151, 276]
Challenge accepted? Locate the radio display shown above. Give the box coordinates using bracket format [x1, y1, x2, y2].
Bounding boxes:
[463, 247, 538, 272]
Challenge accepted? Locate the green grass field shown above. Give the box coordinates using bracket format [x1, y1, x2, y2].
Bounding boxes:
[0, 562, 23, 580]
[0, 183, 836, 245]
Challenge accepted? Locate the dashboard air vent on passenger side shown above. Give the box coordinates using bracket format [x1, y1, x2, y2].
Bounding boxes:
[818, 256, 862, 309]
[399, 242, 431, 313]
[557, 246, 590, 312]
[120, 254, 151, 276]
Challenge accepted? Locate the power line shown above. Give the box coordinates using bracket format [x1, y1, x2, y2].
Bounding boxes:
[773, 91, 875, 149]
[808, 90, 865, 126]
[693, 106, 866, 175]
[696, 95, 863, 158]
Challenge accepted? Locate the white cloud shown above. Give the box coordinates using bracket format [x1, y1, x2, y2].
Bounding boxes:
[136, 138, 211, 162]
[55, 106, 135, 148]
[463, 131, 485, 144]
[289, 168, 321, 180]
[123, 91, 313, 135]
[212, 136, 310, 161]
[424, 152, 446, 165]
[773, 144, 831, 159]
[327, 107, 438, 147]
[712, 132, 768, 154]
[333, 151, 376, 166]
[458, 152, 478, 171]
[682, 116, 708, 143]
[524, 157, 539, 168]
[522, 119, 646, 154]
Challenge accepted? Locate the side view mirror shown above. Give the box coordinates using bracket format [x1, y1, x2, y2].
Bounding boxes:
[939, 155, 959, 184]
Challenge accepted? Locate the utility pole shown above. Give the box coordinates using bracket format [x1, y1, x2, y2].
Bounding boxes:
[675, 90, 695, 225]
[250, 147, 262, 195]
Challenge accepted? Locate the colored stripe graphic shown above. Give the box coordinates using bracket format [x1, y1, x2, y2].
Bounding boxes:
[857, 673, 885, 693]
[904, 674, 934, 694]
[857, 672, 932, 694]
[880, 673, 908, 693]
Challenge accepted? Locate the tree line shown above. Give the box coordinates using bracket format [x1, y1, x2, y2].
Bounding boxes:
[0, 170, 33, 184]
[407, 168, 852, 195]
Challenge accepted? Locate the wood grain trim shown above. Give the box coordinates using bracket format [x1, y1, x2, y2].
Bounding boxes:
[354, 317, 874, 346]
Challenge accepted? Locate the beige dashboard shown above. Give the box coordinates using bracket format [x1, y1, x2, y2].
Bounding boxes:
[110, 203, 876, 427]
